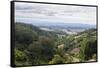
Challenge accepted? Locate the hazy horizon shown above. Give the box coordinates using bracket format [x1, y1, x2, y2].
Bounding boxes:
[16, 18, 96, 26]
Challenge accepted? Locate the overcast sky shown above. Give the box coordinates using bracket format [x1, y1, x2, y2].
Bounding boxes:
[15, 2, 96, 25]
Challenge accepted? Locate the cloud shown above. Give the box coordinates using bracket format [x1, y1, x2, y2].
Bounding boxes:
[15, 2, 96, 25]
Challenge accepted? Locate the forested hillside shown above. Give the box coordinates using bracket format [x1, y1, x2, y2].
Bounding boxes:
[15, 23, 97, 66]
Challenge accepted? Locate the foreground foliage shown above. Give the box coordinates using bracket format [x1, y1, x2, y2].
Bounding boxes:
[15, 23, 97, 66]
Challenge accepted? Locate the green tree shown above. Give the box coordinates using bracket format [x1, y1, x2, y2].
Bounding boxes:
[79, 38, 89, 61]
[79, 37, 97, 61]
[49, 54, 65, 64]
[15, 49, 27, 66]
[27, 36, 56, 65]
[38, 36, 55, 60]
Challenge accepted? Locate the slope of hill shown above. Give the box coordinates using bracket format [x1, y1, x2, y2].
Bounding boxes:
[14, 22, 97, 66]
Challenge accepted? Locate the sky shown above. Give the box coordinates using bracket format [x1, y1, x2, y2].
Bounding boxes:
[15, 2, 96, 25]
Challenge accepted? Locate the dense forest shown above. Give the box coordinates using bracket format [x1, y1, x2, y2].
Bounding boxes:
[15, 23, 97, 66]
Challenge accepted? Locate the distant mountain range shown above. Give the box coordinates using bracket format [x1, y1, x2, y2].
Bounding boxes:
[16, 21, 96, 35]
[30, 22, 96, 35]
[16, 19, 96, 29]
[16, 22, 96, 35]
[31, 22, 96, 29]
